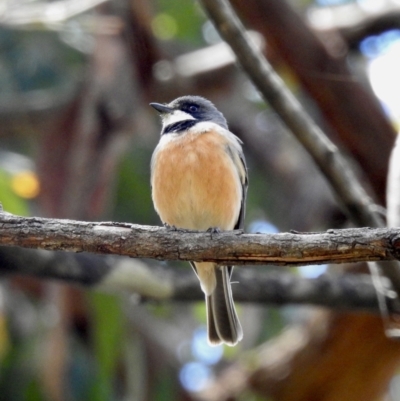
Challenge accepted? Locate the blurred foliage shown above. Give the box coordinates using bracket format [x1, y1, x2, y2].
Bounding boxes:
[0, 169, 29, 215]
[0, 0, 317, 398]
[88, 293, 124, 401]
[0, 27, 85, 96]
[0, 0, 394, 400]
[0, 306, 44, 401]
[154, 0, 206, 44]
[152, 369, 177, 401]
[114, 147, 154, 225]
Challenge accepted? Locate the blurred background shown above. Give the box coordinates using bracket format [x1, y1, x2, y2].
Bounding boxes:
[0, 0, 400, 400]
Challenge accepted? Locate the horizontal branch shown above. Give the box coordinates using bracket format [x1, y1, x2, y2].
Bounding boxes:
[0, 245, 396, 314]
[1, 212, 400, 265]
[179, 269, 391, 313]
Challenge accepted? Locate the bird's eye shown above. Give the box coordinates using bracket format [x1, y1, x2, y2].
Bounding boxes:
[188, 105, 199, 113]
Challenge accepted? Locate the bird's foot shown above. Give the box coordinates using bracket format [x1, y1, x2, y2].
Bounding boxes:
[207, 227, 221, 234]
[163, 222, 177, 231]
[207, 226, 221, 239]
[163, 223, 189, 233]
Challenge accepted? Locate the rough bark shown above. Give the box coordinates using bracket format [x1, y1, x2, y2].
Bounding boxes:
[1, 212, 400, 265]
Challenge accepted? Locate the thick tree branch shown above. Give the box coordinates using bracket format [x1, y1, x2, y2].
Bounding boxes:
[0, 212, 400, 265]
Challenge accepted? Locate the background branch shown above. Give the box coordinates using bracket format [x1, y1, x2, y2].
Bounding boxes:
[0, 245, 394, 314]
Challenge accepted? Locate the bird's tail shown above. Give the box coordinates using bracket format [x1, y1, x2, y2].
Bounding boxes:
[206, 266, 243, 346]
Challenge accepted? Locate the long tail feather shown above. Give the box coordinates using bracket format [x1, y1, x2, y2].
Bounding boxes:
[207, 266, 243, 346]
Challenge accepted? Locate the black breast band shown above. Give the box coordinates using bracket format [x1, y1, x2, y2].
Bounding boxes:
[163, 119, 198, 135]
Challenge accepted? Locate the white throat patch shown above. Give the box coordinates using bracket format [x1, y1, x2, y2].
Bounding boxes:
[162, 110, 195, 128]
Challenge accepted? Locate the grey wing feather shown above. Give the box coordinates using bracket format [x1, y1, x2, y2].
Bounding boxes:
[234, 150, 248, 231]
[189, 261, 198, 277]
[224, 141, 248, 230]
[224, 142, 248, 281]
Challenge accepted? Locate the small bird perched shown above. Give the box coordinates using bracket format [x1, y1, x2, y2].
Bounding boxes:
[150, 95, 248, 346]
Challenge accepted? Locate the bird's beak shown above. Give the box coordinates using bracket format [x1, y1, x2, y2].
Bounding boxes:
[150, 102, 174, 114]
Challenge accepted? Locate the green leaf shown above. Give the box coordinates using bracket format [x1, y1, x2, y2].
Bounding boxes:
[0, 169, 29, 216]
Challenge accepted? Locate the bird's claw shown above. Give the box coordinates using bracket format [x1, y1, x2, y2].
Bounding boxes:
[163, 223, 189, 233]
[207, 227, 221, 234]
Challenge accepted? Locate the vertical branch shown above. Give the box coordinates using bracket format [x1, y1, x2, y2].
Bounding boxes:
[230, 0, 396, 202]
[36, 14, 139, 400]
[387, 133, 400, 228]
[122, 0, 161, 90]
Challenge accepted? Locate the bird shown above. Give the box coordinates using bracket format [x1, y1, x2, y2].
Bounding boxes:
[150, 95, 248, 346]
